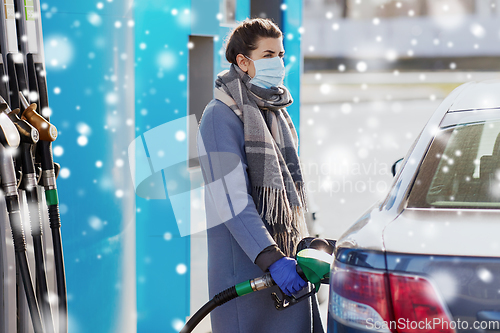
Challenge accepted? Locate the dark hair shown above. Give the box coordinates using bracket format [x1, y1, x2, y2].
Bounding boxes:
[225, 18, 282, 65]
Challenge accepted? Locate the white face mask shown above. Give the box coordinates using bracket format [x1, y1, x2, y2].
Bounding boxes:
[245, 55, 286, 89]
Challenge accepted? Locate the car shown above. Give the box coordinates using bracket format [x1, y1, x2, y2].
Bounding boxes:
[327, 80, 500, 333]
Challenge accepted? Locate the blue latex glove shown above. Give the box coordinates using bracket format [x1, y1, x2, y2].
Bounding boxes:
[268, 257, 306, 296]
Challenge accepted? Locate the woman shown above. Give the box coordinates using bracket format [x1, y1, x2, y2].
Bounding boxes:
[197, 18, 323, 333]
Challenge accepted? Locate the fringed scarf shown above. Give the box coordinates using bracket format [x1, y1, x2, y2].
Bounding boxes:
[214, 64, 308, 256]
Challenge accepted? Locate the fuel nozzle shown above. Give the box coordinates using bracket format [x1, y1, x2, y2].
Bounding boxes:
[0, 96, 21, 148]
[19, 93, 57, 142]
[7, 109, 39, 144]
[295, 238, 335, 292]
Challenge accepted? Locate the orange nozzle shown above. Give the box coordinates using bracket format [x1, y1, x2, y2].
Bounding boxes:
[21, 103, 58, 142]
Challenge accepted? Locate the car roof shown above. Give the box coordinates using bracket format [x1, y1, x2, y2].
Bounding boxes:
[449, 79, 500, 112]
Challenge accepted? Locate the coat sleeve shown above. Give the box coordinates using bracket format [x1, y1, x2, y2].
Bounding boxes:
[197, 100, 285, 270]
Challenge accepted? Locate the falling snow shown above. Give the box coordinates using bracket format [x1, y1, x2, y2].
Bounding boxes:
[29, 1, 500, 331]
[59, 168, 70, 179]
[77, 136, 88, 146]
[88, 216, 104, 231]
[176, 264, 187, 275]
[87, 12, 102, 26]
[53, 146, 64, 157]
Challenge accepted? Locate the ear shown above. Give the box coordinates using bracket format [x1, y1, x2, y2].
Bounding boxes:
[236, 54, 251, 73]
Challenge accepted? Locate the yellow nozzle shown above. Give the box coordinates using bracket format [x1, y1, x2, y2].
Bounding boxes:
[20, 103, 57, 142]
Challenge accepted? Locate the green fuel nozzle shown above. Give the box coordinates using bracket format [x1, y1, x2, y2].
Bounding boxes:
[296, 238, 335, 292]
[180, 238, 336, 333]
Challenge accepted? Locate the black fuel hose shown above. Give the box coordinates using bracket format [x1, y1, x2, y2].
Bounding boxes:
[37, 80, 68, 333]
[180, 286, 238, 333]
[5, 194, 45, 333]
[6, 54, 21, 109]
[26, 187, 56, 333]
[12, 94, 55, 332]
[0, 120, 44, 332]
[180, 274, 275, 333]
[28, 58, 68, 333]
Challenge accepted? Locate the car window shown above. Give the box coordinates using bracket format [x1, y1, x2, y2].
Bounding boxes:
[408, 119, 500, 209]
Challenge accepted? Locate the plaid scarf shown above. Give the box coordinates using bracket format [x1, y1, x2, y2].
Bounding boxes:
[213, 64, 308, 256]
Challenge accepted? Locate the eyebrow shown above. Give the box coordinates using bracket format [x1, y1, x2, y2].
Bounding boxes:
[262, 50, 285, 54]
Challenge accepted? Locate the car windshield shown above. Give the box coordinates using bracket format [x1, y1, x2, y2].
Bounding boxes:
[408, 115, 500, 209]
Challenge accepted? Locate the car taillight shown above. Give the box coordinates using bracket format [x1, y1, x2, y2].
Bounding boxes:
[389, 273, 455, 333]
[329, 260, 456, 333]
[330, 262, 393, 332]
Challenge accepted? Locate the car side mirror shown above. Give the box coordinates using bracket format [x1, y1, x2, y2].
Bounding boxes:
[391, 158, 404, 177]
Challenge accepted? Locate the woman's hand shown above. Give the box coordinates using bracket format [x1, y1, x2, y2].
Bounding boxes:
[268, 257, 306, 296]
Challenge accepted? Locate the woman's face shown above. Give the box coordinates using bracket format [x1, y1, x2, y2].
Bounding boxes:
[236, 37, 285, 78]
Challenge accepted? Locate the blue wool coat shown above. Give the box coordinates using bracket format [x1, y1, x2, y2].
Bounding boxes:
[197, 99, 323, 333]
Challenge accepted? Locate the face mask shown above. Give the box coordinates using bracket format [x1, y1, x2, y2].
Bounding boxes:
[245, 55, 286, 89]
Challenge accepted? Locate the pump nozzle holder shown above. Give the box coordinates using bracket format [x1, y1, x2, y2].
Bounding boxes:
[21, 103, 57, 142]
[7, 111, 39, 144]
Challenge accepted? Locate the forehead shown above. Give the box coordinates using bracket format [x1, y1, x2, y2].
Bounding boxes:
[254, 37, 284, 52]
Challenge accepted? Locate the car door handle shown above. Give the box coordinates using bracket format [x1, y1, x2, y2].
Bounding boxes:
[477, 311, 500, 330]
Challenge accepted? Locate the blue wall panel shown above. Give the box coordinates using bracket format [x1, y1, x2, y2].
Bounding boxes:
[40, 0, 135, 332]
[134, 1, 191, 332]
[236, 0, 251, 21]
